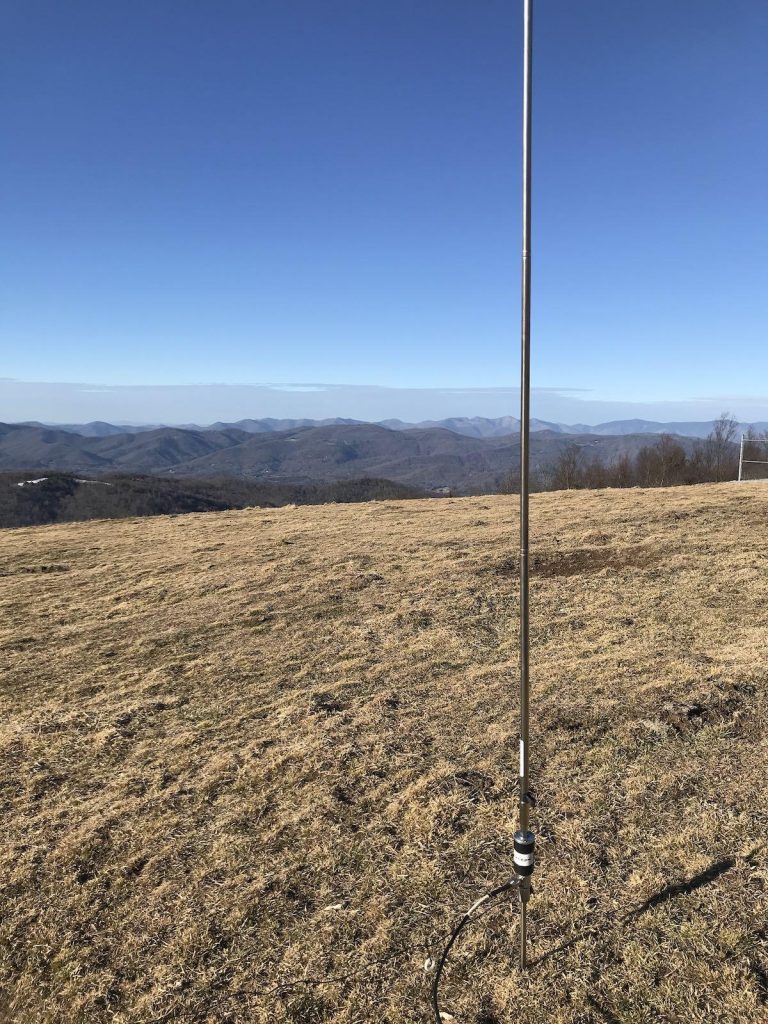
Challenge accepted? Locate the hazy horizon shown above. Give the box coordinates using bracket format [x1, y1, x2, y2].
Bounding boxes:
[4, 378, 768, 428]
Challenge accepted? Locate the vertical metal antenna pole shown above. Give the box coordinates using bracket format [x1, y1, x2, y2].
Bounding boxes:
[517, 0, 534, 972]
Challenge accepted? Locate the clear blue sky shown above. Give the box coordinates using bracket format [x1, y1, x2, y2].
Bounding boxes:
[2, 0, 767, 422]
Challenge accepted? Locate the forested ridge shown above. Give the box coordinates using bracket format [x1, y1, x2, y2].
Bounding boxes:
[0, 473, 425, 529]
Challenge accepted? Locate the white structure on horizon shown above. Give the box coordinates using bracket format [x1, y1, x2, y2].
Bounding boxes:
[737, 435, 768, 482]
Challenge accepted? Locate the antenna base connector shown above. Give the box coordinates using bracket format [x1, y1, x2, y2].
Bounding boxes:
[513, 829, 535, 879]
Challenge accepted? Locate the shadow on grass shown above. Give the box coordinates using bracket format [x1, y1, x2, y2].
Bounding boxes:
[751, 960, 768, 1005]
[530, 847, 763, 969]
[748, 926, 768, 1006]
[623, 856, 735, 921]
[586, 994, 622, 1023]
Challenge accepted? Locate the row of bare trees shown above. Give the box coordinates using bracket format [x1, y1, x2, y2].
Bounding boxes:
[501, 413, 749, 493]
[548, 412, 741, 491]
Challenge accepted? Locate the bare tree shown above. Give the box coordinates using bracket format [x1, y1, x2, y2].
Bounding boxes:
[635, 444, 660, 487]
[706, 411, 739, 482]
[609, 453, 634, 488]
[743, 425, 763, 462]
[498, 468, 520, 494]
[550, 444, 583, 490]
[583, 458, 608, 490]
[686, 441, 709, 484]
[655, 433, 687, 486]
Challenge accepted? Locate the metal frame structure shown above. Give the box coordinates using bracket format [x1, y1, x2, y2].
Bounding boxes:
[738, 435, 768, 482]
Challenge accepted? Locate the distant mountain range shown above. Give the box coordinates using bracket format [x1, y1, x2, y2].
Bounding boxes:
[554, 418, 768, 439]
[16, 416, 767, 440]
[0, 421, 705, 494]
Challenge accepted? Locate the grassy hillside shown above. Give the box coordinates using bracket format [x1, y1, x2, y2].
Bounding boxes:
[1, 484, 766, 1023]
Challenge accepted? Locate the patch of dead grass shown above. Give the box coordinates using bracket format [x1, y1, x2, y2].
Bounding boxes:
[0, 483, 767, 1023]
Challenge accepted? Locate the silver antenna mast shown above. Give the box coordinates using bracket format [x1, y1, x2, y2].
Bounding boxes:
[512, 0, 536, 971]
[431, 9, 537, 1012]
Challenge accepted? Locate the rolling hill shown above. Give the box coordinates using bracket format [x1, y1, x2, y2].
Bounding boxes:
[0, 425, 248, 474]
[0, 422, 701, 493]
[1, 483, 766, 1023]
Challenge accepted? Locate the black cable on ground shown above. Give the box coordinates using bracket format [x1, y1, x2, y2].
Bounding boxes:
[431, 880, 520, 1023]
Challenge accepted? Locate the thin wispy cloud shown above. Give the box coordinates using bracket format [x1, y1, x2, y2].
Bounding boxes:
[3, 378, 768, 426]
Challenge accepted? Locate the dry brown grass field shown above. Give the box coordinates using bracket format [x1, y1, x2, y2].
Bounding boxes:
[1, 483, 767, 1024]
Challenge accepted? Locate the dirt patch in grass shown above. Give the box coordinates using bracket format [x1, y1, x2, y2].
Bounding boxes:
[1, 483, 767, 1023]
[494, 543, 662, 578]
